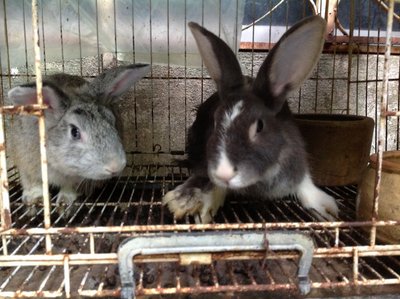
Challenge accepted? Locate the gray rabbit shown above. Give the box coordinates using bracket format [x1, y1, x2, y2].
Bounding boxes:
[163, 16, 339, 223]
[8, 64, 150, 215]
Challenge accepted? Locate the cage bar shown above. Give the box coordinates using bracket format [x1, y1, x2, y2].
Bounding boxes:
[31, 0, 52, 253]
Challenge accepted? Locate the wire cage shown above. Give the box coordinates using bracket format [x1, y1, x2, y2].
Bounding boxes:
[1, 0, 400, 298]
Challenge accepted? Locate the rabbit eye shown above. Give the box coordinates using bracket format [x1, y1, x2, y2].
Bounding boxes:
[256, 119, 264, 133]
[249, 119, 264, 141]
[70, 125, 81, 140]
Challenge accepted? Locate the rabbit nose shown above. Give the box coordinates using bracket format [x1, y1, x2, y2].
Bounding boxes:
[215, 164, 237, 184]
[105, 158, 126, 175]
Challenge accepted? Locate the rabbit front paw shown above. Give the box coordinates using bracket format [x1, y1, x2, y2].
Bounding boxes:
[163, 178, 226, 224]
[163, 186, 205, 219]
[22, 186, 43, 216]
[56, 189, 78, 216]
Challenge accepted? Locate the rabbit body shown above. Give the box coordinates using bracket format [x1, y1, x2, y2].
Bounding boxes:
[189, 93, 308, 198]
[8, 64, 150, 214]
[163, 17, 339, 223]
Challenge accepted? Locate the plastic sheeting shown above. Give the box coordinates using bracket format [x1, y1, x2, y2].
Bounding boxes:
[0, 0, 245, 71]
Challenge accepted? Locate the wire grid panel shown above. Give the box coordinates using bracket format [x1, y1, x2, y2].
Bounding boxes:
[1, 0, 400, 298]
[2, 165, 400, 297]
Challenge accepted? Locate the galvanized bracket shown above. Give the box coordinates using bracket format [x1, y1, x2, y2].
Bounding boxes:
[118, 231, 314, 299]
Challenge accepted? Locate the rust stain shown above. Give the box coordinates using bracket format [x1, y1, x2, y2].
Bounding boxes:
[2, 209, 12, 229]
[138, 283, 297, 295]
[79, 290, 121, 297]
[14, 228, 28, 235]
[59, 227, 78, 234]
[2, 180, 9, 191]
[0, 104, 48, 116]
[384, 110, 400, 117]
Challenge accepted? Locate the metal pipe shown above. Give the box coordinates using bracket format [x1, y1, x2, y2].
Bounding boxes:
[371, 0, 395, 246]
[0, 111, 10, 232]
[3, 219, 400, 236]
[31, 0, 52, 253]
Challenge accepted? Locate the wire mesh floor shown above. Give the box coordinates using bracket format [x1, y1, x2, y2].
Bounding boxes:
[1, 164, 400, 298]
[7, 164, 360, 228]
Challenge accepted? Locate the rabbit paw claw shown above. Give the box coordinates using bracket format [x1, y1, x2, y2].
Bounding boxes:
[56, 189, 78, 216]
[163, 184, 226, 224]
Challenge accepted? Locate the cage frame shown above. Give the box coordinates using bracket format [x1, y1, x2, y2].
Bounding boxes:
[1, 0, 400, 298]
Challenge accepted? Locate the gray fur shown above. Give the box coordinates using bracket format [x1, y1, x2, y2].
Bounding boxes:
[8, 64, 150, 214]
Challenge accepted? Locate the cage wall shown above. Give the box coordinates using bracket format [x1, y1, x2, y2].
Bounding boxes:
[1, 0, 400, 298]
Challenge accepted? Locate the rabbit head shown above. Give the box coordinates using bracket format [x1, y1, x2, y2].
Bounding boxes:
[189, 16, 326, 190]
[8, 64, 150, 180]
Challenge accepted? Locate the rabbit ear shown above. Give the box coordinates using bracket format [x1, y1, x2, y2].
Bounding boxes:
[189, 22, 244, 97]
[8, 83, 67, 111]
[89, 64, 150, 104]
[253, 16, 326, 113]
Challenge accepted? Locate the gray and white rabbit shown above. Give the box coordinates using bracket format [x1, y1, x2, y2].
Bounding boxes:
[8, 64, 150, 215]
[163, 16, 339, 223]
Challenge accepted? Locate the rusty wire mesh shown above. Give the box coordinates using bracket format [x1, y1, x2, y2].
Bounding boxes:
[1, 0, 400, 298]
[0, 165, 400, 297]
